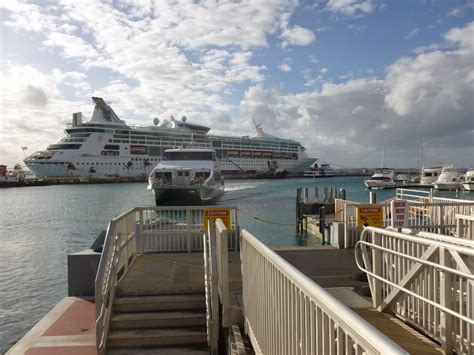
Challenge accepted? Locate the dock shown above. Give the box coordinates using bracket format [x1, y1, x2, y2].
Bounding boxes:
[7, 195, 474, 354]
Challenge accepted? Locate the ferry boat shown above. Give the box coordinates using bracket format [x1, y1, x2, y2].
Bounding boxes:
[304, 161, 335, 177]
[462, 168, 474, 191]
[24, 97, 312, 178]
[434, 165, 460, 190]
[364, 168, 396, 189]
[419, 166, 442, 186]
[148, 148, 224, 203]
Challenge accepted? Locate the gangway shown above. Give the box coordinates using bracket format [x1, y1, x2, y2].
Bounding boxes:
[94, 205, 463, 354]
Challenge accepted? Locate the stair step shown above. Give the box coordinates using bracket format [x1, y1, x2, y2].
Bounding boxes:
[108, 328, 208, 348]
[108, 346, 210, 354]
[111, 310, 206, 329]
[114, 294, 205, 312]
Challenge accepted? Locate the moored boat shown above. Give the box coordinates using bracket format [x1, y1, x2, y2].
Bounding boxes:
[419, 166, 442, 186]
[148, 148, 224, 204]
[462, 168, 474, 191]
[364, 168, 396, 189]
[434, 165, 460, 190]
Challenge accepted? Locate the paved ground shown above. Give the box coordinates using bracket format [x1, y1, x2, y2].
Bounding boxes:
[7, 297, 96, 355]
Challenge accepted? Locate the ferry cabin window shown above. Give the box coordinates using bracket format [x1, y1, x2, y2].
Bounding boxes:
[163, 151, 214, 161]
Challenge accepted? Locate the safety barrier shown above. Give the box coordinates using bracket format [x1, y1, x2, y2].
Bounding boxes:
[356, 227, 474, 354]
[95, 206, 238, 353]
[241, 229, 407, 355]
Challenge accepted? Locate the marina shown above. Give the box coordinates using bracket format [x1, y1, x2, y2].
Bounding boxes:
[1, 178, 473, 354]
[1, 1, 473, 354]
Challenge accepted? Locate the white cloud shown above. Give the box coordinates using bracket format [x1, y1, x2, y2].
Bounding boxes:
[239, 23, 474, 167]
[279, 63, 292, 72]
[404, 27, 420, 39]
[320, 67, 328, 75]
[326, 0, 375, 17]
[280, 25, 316, 48]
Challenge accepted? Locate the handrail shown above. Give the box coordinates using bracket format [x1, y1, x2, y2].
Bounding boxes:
[356, 226, 474, 354]
[241, 229, 407, 354]
[359, 227, 474, 255]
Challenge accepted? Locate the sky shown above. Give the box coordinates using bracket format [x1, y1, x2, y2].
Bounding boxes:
[0, 0, 473, 169]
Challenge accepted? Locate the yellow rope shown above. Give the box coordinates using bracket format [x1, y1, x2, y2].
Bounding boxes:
[236, 207, 297, 226]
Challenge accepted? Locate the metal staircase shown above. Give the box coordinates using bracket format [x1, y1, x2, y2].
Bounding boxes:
[107, 290, 209, 353]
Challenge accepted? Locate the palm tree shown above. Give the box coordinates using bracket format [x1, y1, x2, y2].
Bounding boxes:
[89, 166, 96, 178]
[125, 161, 133, 176]
[66, 162, 76, 176]
[143, 159, 151, 177]
[13, 163, 23, 172]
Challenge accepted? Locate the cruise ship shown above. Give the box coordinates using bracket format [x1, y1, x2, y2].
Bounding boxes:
[24, 97, 312, 178]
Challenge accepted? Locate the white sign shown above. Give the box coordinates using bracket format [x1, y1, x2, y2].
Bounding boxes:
[391, 199, 408, 228]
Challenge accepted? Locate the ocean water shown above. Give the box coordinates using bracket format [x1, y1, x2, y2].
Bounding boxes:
[0, 176, 472, 352]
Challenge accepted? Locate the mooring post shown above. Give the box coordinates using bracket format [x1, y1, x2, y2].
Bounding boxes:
[296, 188, 302, 232]
[319, 206, 326, 245]
[303, 187, 308, 204]
[339, 188, 346, 200]
[369, 191, 376, 204]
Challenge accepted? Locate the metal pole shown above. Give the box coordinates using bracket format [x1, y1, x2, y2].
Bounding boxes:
[369, 191, 376, 204]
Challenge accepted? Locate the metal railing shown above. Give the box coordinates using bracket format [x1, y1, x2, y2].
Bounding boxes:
[215, 219, 230, 327]
[396, 188, 432, 202]
[241, 229, 407, 355]
[204, 224, 219, 354]
[456, 214, 474, 240]
[140, 206, 238, 253]
[95, 210, 137, 354]
[355, 227, 474, 354]
[95, 206, 238, 353]
[338, 196, 474, 247]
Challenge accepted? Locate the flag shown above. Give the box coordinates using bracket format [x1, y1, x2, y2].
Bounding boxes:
[21, 146, 28, 151]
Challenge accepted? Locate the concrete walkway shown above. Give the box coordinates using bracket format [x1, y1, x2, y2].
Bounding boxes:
[7, 297, 96, 355]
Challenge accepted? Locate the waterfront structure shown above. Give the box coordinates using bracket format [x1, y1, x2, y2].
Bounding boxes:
[148, 148, 224, 203]
[24, 97, 312, 178]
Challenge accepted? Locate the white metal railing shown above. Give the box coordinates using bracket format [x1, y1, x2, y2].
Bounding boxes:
[95, 210, 137, 354]
[405, 201, 474, 236]
[241, 229, 407, 355]
[215, 219, 230, 327]
[339, 197, 474, 248]
[95, 206, 238, 352]
[396, 188, 432, 202]
[456, 214, 474, 240]
[139, 206, 239, 253]
[355, 227, 474, 354]
[204, 224, 219, 354]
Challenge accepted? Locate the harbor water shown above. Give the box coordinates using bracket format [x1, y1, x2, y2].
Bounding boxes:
[0, 176, 472, 352]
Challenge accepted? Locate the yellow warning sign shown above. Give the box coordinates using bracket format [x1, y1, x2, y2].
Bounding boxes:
[204, 208, 231, 231]
[357, 205, 383, 228]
